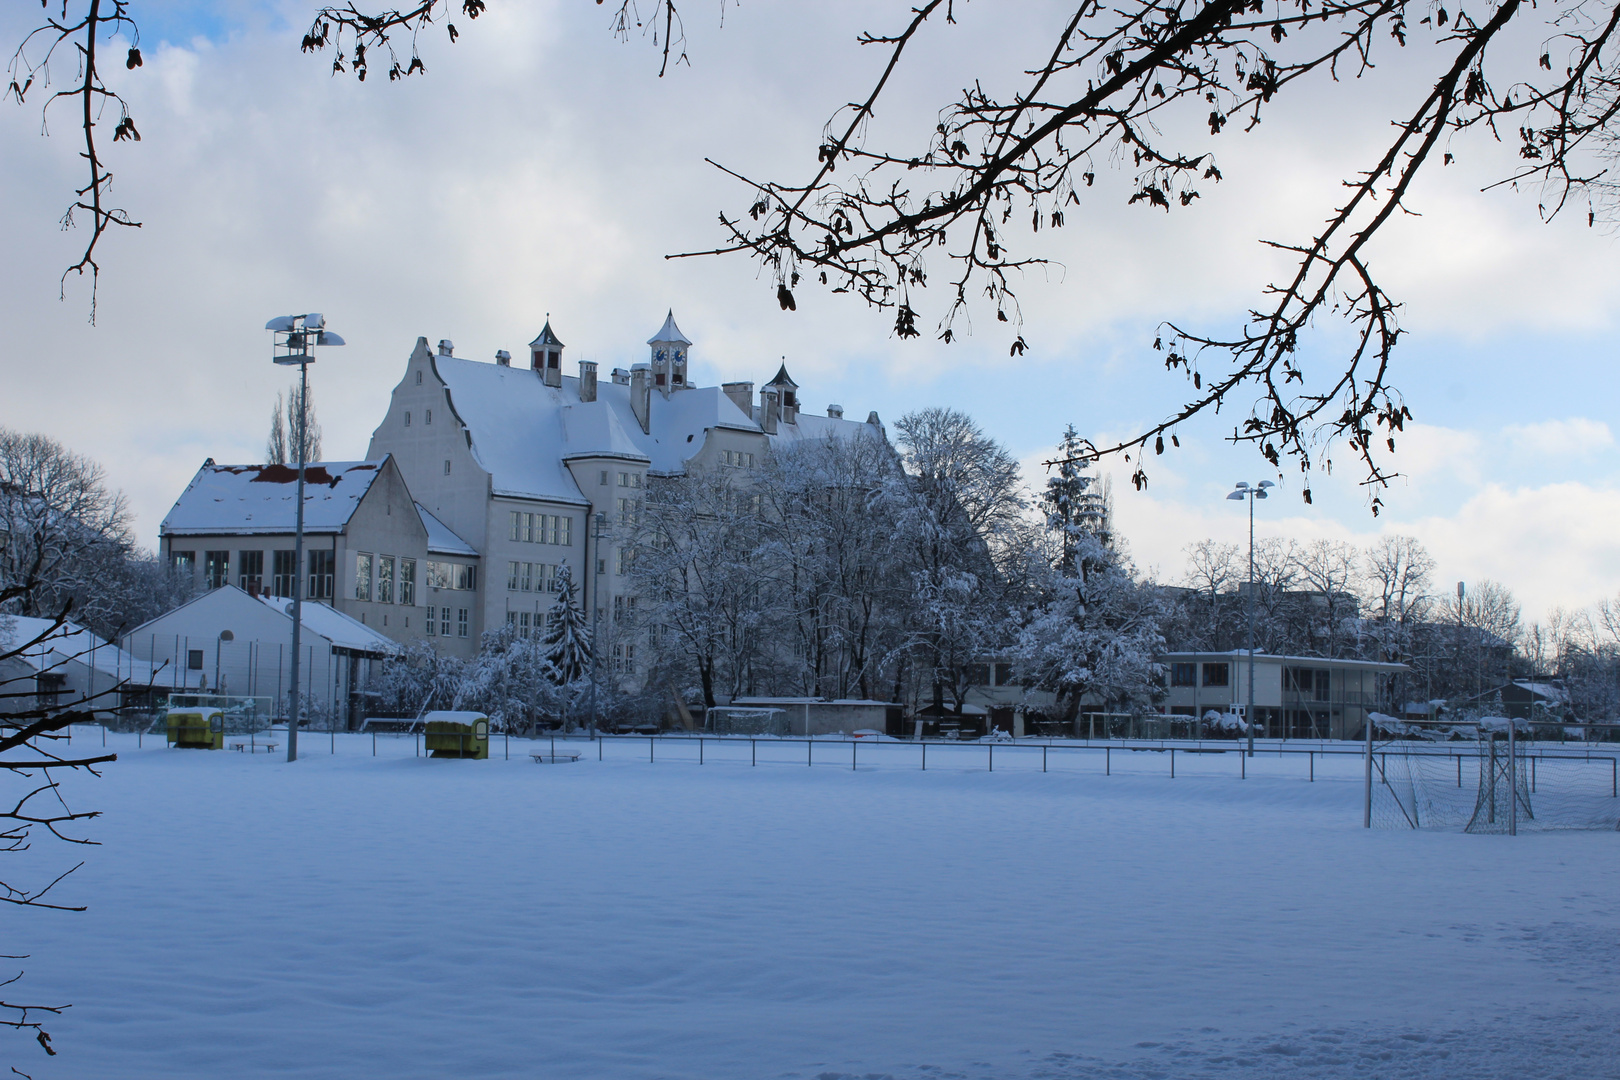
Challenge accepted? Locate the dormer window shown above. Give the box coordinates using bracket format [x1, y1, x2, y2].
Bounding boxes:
[783, 391, 796, 408]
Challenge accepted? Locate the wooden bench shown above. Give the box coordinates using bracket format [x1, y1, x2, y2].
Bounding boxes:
[231, 741, 279, 753]
[530, 752, 582, 764]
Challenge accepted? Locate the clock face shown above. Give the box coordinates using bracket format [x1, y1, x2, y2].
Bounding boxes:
[655, 349, 667, 363]
[674, 351, 684, 363]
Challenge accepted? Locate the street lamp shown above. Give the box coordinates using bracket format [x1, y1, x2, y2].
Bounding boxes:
[1227, 480, 1273, 757]
[266, 312, 345, 762]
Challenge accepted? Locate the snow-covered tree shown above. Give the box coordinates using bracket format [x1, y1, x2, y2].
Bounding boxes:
[1042, 425, 1110, 572]
[1012, 432, 1164, 723]
[542, 564, 592, 685]
[890, 408, 1030, 715]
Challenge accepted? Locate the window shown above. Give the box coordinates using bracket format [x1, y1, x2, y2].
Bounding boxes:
[440, 608, 452, 636]
[1202, 663, 1230, 688]
[1315, 670, 1331, 702]
[510, 511, 523, 542]
[171, 550, 196, 575]
[993, 662, 1015, 686]
[308, 550, 335, 600]
[426, 606, 436, 636]
[1171, 663, 1198, 687]
[355, 553, 373, 601]
[188, 649, 204, 670]
[617, 471, 642, 488]
[612, 642, 636, 673]
[378, 556, 395, 604]
[273, 550, 297, 597]
[35, 672, 65, 709]
[616, 546, 635, 575]
[399, 559, 416, 605]
[613, 595, 637, 623]
[511, 511, 572, 546]
[1284, 667, 1311, 693]
[599, 470, 610, 485]
[425, 408, 432, 424]
[429, 561, 477, 591]
[238, 550, 264, 593]
[457, 608, 469, 638]
[444, 459, 451, 475]
[721, 449, 755, 468]
[416, 370, 423, 385]
[404, 411, 412, 427]
[204, 551, 229, 590]
[964, 663, 990, 686]
[616, 497, 639, 527]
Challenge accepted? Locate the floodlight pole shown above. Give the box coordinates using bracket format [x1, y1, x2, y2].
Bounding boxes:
[287, 355, 309, 762]
[268, 314, 343, 763]
[1228, 481, 1272, 757]
[589, 511, 606, 739]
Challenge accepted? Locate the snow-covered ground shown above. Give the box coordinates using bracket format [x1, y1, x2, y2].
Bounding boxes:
[11, 731, 1620, 1079]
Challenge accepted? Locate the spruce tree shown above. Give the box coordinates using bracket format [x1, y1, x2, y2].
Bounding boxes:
[542, 564, 592, 684]
[1042, 425, 1110, 574]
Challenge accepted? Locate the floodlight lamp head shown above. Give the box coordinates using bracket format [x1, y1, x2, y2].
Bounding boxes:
[1258, 480, 1275, 488]
[265, 315, 298, 332]
[1255, 489, 1268, 499]
[1226, 490, 1246, 501]
[1234, 481, 1250, 489]
[315, 330, 345, 347]
[303, 313, 324, 329]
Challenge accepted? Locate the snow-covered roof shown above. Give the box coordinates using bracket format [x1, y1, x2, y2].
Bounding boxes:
[1, 616, 167, 684]
[428, 341, 880, 502]
[161, 460, 385, 536]
[415, 503, 478, 556]
[1160, 650, 1409, 673]
[647, 310, 691, 346]
[256, 594, 399, 655]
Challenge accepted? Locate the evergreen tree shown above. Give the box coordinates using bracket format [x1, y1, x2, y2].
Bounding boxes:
[542, 565, 592, 684]
[1041, 425, 1110, 574]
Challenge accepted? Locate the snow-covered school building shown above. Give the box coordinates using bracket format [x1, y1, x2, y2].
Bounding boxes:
[156, 312, 885, 677]
[1159, 651, 1409, 740]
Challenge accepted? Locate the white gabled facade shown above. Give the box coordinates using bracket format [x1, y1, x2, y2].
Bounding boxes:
[366, 314, 887, 661]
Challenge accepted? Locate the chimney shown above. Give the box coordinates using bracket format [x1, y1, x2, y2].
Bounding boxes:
[579, 360, 597, 403]
[827, 404, 844, 419]
[761, 388, 779, 435]
[723, 381, 753, 416]
[437, 339, 454, 357]
[630, 364, 651, 433]
[495, 350, 511, 367]
[611, 367, 631, 386]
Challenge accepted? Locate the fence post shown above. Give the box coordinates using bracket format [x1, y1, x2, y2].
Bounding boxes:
[922, 741, 926, 771]
[1106, 746, 1110, 776]
[1309, 751, 1313, 782]
[852, 740, 856, 771]
[1241, 746, 1246, 780]
[752, 738, 756, 767]
[650, 736, 654, 763]
[988, 743, 993, 772]
[700, 737, 704, 766]
[1170, 746, 1175, 779]
[1043, 745, 1047, 773]
[598, 737, 603, 762]
[807, 739, 812, 767]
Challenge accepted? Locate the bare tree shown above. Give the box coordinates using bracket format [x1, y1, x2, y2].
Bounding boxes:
[1363, 534, 1433, 664]
[0, 592, 119, 1069]
[1291, 539, 1361, 658]
[0, 428, 134, 632]
[5, 0, 143, 320]
[23, 2, 1620, 484]
[265, 384, 323, 466]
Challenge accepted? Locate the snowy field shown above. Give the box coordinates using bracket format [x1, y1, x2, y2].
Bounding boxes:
[10, 730, 1620, 1080]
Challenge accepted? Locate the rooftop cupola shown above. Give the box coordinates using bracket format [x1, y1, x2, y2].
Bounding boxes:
[763, 361, 800, 425]
[530, 318, 565, 388]
[647, 309, 692, 397]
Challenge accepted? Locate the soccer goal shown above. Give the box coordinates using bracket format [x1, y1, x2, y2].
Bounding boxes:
[705, 706, 790, 737]
[1367, 716, 1620, 833]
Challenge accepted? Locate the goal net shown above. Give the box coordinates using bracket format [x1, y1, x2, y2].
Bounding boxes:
[705, 706, 790, 737]
[1369, 717, 1620, 833]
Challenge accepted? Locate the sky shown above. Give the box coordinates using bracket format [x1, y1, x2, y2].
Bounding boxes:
[2, 1, 1619, 622]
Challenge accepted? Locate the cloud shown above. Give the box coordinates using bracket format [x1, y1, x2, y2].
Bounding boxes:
[1504, 418, 1615, 458]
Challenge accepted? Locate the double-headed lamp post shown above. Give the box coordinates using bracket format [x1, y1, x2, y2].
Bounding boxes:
[266, 313, 344, 763]
[1227, 480, 1273, 757]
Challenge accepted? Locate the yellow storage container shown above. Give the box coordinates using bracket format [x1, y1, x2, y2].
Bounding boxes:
[423, 712, 489, 759]
[166, 709, 224, 750]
